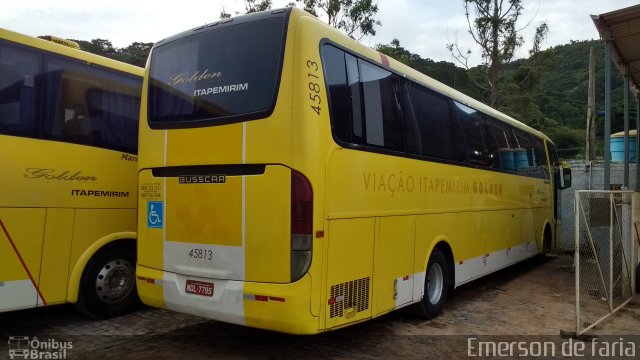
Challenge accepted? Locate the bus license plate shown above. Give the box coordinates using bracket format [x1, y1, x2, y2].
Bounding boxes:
[185, 280, 214, 297]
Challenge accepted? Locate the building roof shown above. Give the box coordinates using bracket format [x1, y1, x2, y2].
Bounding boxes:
[592, 4, 640, 94]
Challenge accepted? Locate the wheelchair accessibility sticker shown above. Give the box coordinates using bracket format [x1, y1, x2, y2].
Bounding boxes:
[147, 201, 164, 228]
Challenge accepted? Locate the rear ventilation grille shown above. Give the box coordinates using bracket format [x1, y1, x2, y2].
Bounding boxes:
[329, 277, 370, 318]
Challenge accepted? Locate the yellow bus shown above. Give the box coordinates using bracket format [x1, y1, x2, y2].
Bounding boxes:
[0, 28, 143, 318]
[136, 8, 571, 334]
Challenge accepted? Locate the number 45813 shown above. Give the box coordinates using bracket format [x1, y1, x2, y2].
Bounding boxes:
[306, 59, 322, 115]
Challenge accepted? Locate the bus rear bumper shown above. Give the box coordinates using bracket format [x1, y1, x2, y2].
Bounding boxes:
[136, 265, 319, 334]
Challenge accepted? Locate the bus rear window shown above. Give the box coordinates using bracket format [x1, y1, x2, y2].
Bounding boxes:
[148, 18, 286, 128]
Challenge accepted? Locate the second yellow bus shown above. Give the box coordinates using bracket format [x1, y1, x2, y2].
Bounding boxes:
[0, 28, 143, 318]
[136, 8, 570, 334]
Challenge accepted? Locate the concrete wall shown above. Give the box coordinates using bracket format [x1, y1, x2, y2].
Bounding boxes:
[557, 160, 638, 250]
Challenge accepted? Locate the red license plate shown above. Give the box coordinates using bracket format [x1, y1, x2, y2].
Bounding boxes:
[185, 279, 214, 297]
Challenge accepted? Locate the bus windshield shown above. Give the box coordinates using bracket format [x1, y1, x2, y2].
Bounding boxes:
[148, 18, 286, 127]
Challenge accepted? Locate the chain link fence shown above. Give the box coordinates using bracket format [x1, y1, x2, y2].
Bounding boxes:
[574, 190, 635, 335]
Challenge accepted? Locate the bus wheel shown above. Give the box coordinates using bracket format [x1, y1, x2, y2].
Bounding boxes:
[410, 249, 450, 320]
[76, 243, 139, 318]
[536, 227, 552, 263]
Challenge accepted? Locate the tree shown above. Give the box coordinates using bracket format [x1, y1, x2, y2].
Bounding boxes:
[244, 0, 272, 13]
[219, 1, 272, 20]
[120, 42, 154, 67]
[297, 0, 381, 40]
[69, 38, 152, 67]
[447, 0, 548, 108]
[220, 8, 232, 19]
[375, 39, 419, 67]
[72, 39, 117, 58]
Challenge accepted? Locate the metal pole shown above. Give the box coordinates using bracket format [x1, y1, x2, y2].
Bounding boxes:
[609, 193, 614, 312]
[631, 193, 636, 294]
[633, 194, 637, 294]
[624, 74, 630, 188]
[604, 39, 612, 190]
[636, 95, 640, 191]
[587, 47, 596, 161]
[575, 191, 581, 334]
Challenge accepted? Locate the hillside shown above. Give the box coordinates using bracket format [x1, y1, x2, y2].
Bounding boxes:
[377, 39, 633, 158]
[72, 36, 633, 159]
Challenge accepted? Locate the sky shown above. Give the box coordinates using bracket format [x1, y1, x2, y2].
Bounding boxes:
[1, 0, 638, 66]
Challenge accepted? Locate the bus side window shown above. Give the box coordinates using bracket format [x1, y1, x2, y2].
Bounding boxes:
[358, 59, 404, 152]
[0, 43, 40, 137]
[86, 89, 140, 154]
[62, 104, 93, 143]
[452, 101, 489, 166]
[484, 116, 503, 169]
[404, 82, 453, 160]
[534, 136, 547, 178]
[448, 100, 468, 163]
[345, 53, 364, 144]
[43, 55, 140, 153]
[322, 45, 351, 144]
[513, 129, 532, 175]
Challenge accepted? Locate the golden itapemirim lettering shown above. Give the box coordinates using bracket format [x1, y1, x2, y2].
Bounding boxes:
[362, 171, 503, 197]
[363, 171, 415, 197]
[420, 176, 471, 195]
[24, 168, 98, 182]
[472, 181, 503, 196]
[168, 69, 223, 85]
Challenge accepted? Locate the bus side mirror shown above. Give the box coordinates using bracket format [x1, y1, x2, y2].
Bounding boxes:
[559, 166, 571, 189]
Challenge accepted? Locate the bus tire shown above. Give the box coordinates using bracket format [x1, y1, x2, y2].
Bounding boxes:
[410, 249, 450, 320]
[536, 227, 552, 263]
[76, 242, 139, 318]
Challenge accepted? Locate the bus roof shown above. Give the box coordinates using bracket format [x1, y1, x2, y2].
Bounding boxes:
[0, 27, 143, 77]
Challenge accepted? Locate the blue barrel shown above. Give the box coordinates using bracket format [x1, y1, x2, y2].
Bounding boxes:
[513, 148, 528, 171]
[529, 148, 537, 166]
[499, 148, 515, 170]
[610, 131, 636, 162]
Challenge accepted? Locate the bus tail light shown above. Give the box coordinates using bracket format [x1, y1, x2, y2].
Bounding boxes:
[291, 170, 313, 282]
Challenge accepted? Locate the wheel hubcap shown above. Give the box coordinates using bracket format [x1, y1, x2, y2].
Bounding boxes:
[95, 259, 134, 303]
[427, 263, 444, 304]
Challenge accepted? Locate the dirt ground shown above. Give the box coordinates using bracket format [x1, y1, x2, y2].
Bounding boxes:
[394, 253, 640, 336]
[1, 254, 639, 359]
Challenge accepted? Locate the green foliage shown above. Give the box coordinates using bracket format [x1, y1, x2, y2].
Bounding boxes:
[297, 0, 381, 40]
[375, 39, 420, 66]
[245, 0, 272, 13]
[70, 39, 152, 67]
[545, 127, 585, 158]
[72, 39, 116, 57]
[220, 1, 273, 20]
[448, 0, 548, 108]
[120, 42, 153, 67]
[376, 37, 636, 159]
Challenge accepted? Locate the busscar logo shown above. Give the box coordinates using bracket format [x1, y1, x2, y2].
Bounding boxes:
[179, 175, 226, 184]
[7, 336, 72, 359]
